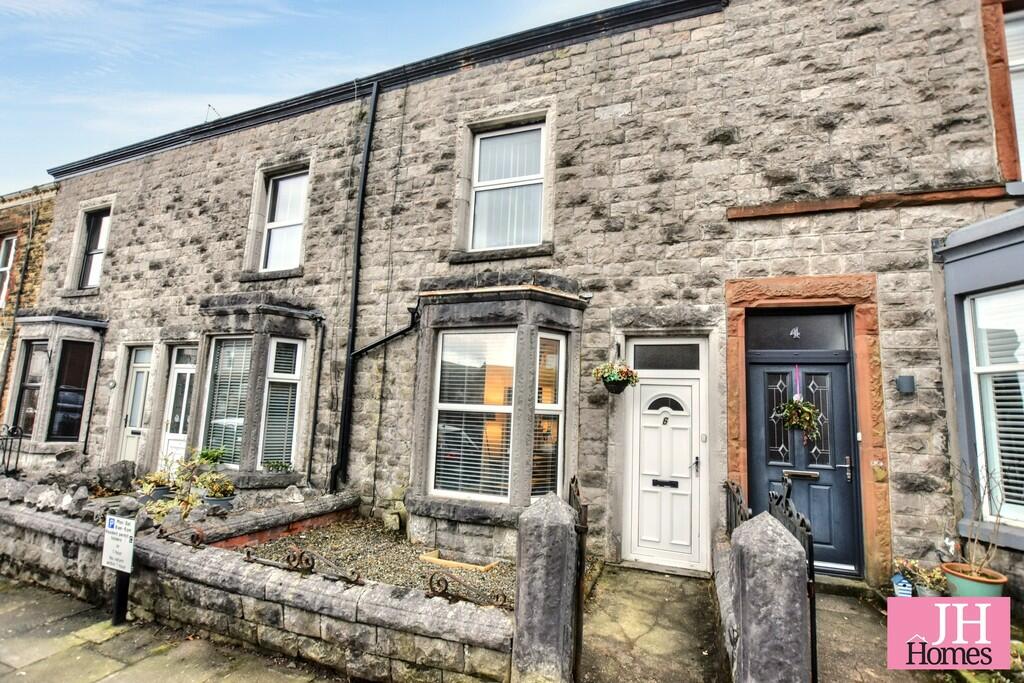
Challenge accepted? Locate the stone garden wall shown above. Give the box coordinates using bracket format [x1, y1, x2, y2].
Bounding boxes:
[0, 491, 514, 683]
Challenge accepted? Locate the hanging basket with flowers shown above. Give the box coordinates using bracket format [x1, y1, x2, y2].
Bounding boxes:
[592, 360, 639, 394]
[774, 365, 821, 445]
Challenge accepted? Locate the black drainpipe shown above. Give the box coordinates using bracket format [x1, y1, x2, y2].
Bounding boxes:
[330, 81, 380, 492]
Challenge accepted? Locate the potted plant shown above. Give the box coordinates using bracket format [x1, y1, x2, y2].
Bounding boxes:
[592, 360, 639, 394]
[941, 464, 1010, 597]
[894, 558, 947, 597]
[136, 470, 172, 500]
[197, 471, 236, 509]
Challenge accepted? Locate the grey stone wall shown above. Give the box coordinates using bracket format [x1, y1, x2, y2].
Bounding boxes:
[0, 499, 513, 682]
[33, 0, 1016, 562]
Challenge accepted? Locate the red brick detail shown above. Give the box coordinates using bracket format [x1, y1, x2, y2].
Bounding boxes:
[726, 185, 1008, 221]
[725, 275, 892, 587]
[210, 508, 356, 549]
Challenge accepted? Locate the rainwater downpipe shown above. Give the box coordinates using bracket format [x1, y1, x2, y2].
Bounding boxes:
[330, 81, 380, 492]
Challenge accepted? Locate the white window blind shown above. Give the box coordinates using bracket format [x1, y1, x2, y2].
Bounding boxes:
[262, 171, 308, 272]
[470, 125, 544, 251]
[0, 236, 16, 305]
[432, 331, 515, 498]
[969, 287, 1024, 521]
[261, 339, 303, 468]
[532, 334, 565, 497]
[203, 338, 252, 465]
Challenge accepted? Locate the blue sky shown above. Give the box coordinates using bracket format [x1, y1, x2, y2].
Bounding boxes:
[0, 0, 624, 194]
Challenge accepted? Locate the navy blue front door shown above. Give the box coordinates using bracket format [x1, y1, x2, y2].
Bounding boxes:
[745, 311, 862, 575]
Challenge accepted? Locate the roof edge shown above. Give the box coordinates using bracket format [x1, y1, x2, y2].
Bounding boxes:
[47, 0, 726, 180]
[0, 183, 57, 209]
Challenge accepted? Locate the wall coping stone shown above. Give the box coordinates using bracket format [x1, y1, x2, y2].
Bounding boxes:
[406, 493, 523, 528]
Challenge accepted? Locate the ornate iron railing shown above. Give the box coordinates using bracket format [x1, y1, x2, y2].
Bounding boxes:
[724, 480, 751, 537]
[568, 476, 588, 682]
[0, 425, 24, 476]
[768, 477, 818, 683]
[242, 545, 363, 586]
[426, 571, 512, 610]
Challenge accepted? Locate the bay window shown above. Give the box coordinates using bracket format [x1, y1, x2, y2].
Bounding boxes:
[260, 338, 303, 469]
[47, 341, 94, 441]
[967, 286, 1024, 523]
[470, 124, 544, 251]
[13, 341, 47, 435]
[431, 331, 515, 499]
[202, 337, 253, 465]
[532, 333, 565, 497]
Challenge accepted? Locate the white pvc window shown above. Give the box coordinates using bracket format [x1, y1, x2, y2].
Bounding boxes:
[202, 337, 252, 465]
[262, 171, 308, 272]
[259, 338, 303, 469]
[430, 330, 516, 500]
[966, 285, 1024, 523]
[532, 332, 565, 497]
[470, 124, 544, 251]
[79, 208, 110, 289]
[0, 236, 15, 305]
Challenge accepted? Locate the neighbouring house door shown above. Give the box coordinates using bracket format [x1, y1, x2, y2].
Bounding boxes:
[624, 339, 708, 572]
[161, 346, 197, 464]
[119, 347, 152, 461]
[745, 310, 863, 576]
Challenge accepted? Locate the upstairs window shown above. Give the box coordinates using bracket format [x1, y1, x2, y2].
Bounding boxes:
[0, 235, 16, 304]
[47, 341, 94, 441]
[431, 331, 516, 500]
[260, 338, 303, 469]
[262, 171, 308, 272]
[79, 208, 110, 289]
[470, 124, 544, 251]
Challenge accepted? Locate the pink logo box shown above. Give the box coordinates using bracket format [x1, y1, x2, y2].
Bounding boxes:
[887, 597, 1011, 670]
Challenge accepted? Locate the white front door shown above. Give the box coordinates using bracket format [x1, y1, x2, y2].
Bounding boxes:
[161, 346, 197, 465]
[119, 347, 152, 461]
[624, 339, 709, 572]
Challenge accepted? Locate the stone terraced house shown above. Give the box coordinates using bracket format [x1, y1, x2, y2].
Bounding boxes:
[11, 0, 1024, 601]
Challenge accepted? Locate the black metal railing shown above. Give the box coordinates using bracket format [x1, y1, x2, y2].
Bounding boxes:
[569, 476, 588, 683]
[724, 480, 751, 537]
[0, 425, 24, 476]
[768, 477, 818, 683]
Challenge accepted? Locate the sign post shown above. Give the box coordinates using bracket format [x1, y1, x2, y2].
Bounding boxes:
[102, 514, 136, 626]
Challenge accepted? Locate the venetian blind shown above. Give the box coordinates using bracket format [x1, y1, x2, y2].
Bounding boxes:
[433, 332, 515, 497]
[471, 127, 543, 250]
[203, 338, 252, 465]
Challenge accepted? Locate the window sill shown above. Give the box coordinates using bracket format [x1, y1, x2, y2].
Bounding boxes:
[405, 492, 523, 528]
[239, 267, 304, 283]
[57, 288, 100, 299]
[227, 470, 303, 489]
[957, 517, 1024, 552]
[448, 242, 553, 264]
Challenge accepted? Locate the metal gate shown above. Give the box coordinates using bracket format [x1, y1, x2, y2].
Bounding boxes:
[569, 476, 588, 682]
[0, 425, 24, 476]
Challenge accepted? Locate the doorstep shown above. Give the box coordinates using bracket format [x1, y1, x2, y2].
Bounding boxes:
[815, 573, 887, 608]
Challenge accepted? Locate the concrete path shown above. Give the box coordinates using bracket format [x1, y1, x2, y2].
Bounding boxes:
[817, 592, 943, 682]
[0, 579, 341, 682]
[579, 565, 728, 683]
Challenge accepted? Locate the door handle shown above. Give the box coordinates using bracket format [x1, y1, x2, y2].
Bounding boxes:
[782, 469, 820, 480]
[836, 456, 852, 482]
[691, 455, 700, 476]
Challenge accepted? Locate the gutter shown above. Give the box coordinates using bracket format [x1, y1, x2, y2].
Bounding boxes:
[329, 81, 380, 492]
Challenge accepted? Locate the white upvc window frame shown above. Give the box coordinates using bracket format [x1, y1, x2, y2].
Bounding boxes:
[468, 123, 545, 252]
[532, 331, 566, 499]
[198, 335, 253, 470]
[261, 170, 309, 272]
[79, 208, 111, 289]
[258, 337, 304, 470]
[0, 235, 16, 305]
[964, 284, 1024, 525]
[428, 328, 517, 503]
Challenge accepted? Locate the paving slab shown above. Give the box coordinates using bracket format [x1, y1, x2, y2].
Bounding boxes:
[0, 644, 124, 683]
[0, 585, 93, 628]
[0, 608, 107, 668]
[219, 656, 320, 682]
[96, 639, 237, 683]
[91, 627, 175, 665]
[579, 565, 727, 683]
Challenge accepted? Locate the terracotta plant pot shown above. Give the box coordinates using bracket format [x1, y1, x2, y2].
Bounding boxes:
[603, 378, 630, 394]
[940, 562, 1007, 597]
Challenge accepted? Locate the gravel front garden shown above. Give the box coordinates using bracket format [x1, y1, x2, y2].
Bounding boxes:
[240, 516, 518, 607]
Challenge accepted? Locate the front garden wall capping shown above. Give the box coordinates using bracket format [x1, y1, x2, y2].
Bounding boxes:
[0, 499, 514, 683]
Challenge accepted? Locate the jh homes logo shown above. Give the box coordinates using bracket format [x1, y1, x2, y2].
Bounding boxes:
[887, 598, 1011, 670]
